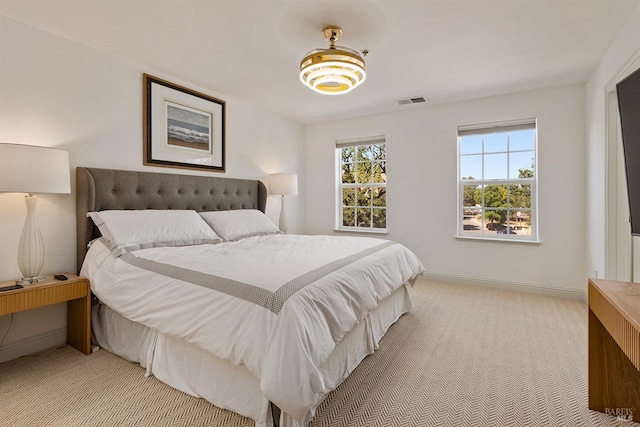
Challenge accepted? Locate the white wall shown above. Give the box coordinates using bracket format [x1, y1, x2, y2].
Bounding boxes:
[305, 84, 586, 298]
[585, 4, 640, 282]
[0, 17, 304, 362]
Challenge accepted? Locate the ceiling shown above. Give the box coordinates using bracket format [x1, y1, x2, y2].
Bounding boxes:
[1, 0, 638, 125]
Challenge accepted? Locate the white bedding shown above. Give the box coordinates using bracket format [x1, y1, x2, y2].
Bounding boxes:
[81, 233, 424, 424]
[92, 284, 412, 427]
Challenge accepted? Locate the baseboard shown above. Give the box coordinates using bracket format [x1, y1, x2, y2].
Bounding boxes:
[421, 271, 586, 301]
[0, 327, 66, 364]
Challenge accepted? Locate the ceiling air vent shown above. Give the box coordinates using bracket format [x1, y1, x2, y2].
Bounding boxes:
[397, 96, 428, 106]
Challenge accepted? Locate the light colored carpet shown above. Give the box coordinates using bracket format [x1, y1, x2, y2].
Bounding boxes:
[0, 279, 625, 426]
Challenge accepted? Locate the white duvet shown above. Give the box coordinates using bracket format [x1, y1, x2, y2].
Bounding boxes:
[81, 234, 424, 423]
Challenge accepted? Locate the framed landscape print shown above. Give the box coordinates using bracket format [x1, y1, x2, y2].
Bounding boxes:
[143, 74, 225, 172]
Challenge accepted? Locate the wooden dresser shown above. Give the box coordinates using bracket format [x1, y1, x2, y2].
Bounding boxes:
[588, 278, 640, 421]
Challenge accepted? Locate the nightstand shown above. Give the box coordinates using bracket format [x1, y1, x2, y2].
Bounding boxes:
[0, 274, 91, 355]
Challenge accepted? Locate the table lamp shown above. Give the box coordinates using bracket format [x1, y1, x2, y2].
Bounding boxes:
[269, 173, 298, 233]
[0, 143, 71, 284]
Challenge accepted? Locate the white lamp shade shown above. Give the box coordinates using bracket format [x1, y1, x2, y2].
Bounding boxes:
[0, 143, 71, 194]
[269, 173, 298, 196]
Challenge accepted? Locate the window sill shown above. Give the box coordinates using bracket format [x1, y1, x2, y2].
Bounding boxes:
[334, 228, 389, 235]
[455, 235, 541, 245]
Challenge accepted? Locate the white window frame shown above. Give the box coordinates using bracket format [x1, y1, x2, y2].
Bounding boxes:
[335, 136, 387, 233]
[457, 119, 539, 242]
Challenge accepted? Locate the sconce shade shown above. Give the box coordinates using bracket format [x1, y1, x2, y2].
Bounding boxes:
[0, 143, 71, 194]
[269, 173, 298, 196]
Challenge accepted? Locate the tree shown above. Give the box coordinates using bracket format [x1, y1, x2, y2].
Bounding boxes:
[485, 211, 501, 224]
[518, 167, 533, 178]
[462, 177, 478, 208]
[510, 166, 533, 209]
[475, 184, 507, 225]
[340, 144, 386, 228]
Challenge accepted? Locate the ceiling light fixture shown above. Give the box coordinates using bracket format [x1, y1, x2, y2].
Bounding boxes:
[300, 26, 366, 95]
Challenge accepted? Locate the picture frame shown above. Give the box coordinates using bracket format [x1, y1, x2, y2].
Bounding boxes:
[143, 74, 225, 172]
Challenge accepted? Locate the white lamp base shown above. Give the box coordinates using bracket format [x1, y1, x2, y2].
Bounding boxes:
[17, 193, 45, 284]
[279, 195, 288, 233]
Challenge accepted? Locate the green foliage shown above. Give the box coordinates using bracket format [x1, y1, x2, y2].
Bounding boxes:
[485, 210, 501, 224]
[471, 173, 533, 226]
[509, 184, 531, 208]
[475, 185, 507, 223]
[343, 208, 355, 226]
[462, 178, 477, 208]
[463, 186, 477, 207]
[518, 167, 533, 178]
[340, 144, 387, 228]
[510, 167, 533, 209]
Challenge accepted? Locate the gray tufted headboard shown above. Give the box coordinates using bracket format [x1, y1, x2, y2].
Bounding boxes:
[76, 167, 268, 272]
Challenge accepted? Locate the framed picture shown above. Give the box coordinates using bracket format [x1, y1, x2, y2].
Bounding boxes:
[143, 74, 225, 172]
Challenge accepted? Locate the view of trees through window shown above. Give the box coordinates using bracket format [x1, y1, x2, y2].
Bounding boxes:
[338, 142, 386, 230]
[459, 125, 536, 239]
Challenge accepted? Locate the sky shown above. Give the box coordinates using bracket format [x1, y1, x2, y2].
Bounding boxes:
[459, 129, 535, 180]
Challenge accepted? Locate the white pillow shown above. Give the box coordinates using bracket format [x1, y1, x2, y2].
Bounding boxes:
[87, 210, 223, 256]
[199, 209, 280, 241]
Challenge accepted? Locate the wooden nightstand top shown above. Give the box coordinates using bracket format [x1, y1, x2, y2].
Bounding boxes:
[0, 274, 91, 355]
[0, 273, 87, 293]
[0, 274, 89, 315]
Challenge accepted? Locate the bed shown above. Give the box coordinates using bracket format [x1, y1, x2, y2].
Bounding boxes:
[76, 167, 424, 427]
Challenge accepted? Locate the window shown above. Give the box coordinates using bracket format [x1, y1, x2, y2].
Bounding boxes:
[458, 119, 537, 241]
[336, 137, 387, 232]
